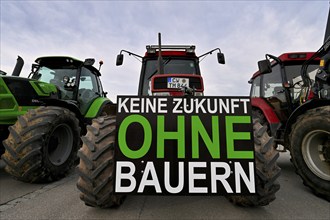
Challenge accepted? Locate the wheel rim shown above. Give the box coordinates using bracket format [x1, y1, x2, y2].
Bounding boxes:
[302, 129, 330, 181]
[48, 123, 73, 166]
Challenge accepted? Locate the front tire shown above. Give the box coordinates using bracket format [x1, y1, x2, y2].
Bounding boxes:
[227, 119, 281, 206]
[1, 106, 80, 183]
[290, 106, 330, 201]
[77, 115, 124, 208]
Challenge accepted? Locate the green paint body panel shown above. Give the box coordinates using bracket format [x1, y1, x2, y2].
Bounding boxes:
[0, 106, 38, 124]
[30, 81, 57, 96]
[0, 77, 40, 124]
[85, 97, 111, 118]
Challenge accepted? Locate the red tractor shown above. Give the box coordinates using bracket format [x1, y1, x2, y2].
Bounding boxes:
[115, 44, 221, 96]
[76, 34, 280, 208]
[249, 52, 320, 139]
[249, 42, 330, 200]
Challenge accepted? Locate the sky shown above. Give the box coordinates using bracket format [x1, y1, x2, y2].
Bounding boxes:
[0, 0, 329, 102]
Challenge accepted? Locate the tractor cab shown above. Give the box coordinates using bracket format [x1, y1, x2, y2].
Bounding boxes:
[249, 52, 320, 124]
[116, 42, 225, 96]
[29, 56, 106, 114]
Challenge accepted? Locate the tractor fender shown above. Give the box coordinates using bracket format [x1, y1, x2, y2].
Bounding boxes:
[251, 97, 281, 136]
[283, 99, 330, 145]
[40, 98, 83, 122]
[84, 97, 114, 119]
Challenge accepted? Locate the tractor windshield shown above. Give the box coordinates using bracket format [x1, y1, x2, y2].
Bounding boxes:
[140, 58, 198, 95]
[31, 65, 102, 104]
[31, 66, 77, 99]
[33, 66, 76, 86]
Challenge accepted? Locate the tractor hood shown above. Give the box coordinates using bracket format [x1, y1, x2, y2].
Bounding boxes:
[0, 76, 58, 124]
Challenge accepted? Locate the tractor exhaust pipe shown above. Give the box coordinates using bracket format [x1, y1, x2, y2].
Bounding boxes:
[12, 56, 24, 77]
[157, 33, 164, 74]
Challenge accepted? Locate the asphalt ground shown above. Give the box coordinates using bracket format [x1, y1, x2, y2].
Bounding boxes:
[0, 152, 329, 220]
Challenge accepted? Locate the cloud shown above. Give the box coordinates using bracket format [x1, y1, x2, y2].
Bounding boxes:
[0, 1, 328, 101]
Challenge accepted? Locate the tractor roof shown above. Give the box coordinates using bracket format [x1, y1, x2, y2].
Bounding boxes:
[35, 56, 100, 75]
[250, 52, 319, 80]
[35, 56, 83, 68]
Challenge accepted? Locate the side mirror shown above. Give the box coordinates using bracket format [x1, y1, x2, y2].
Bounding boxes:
[217, 52, 225, 64]
[116, 54, 124, 66]
[84, 58, 95, 66]
[258, 59, 272, 74]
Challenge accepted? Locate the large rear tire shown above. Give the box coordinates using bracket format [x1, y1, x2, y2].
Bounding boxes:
[227, 119, 281, 206]
[1, 106, 80, 183]
[290, 106, 330, 201]
[77, 115, 124, 208]
[0, 125, 9, 155]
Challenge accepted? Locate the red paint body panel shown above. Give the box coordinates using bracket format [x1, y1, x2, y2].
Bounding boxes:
[251, 97, 280, 124]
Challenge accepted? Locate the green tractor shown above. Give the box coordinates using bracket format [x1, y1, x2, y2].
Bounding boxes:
[0, 56, 114, 183]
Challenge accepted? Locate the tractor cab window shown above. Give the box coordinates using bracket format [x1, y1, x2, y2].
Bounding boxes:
[141, 58, 198, 95]
[32, 66, 77, 99]
[260, 63, 319, 104]
[33, 66, 77, 85]
[32, 66, 54, 83]
[261, 64, 286, 102]
[32, 65, 102, 107]
[78, 67, 100, 93]
[261, 64, 289, 121]
[250, 76, 261, 97]
[283, 64, 319, 102]
[78, 67, 101, 114]
[78, 67, 100, 103]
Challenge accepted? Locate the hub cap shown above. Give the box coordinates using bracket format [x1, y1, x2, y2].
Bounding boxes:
[48, 124, 73, 166]
[302, 130, 330, 181]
